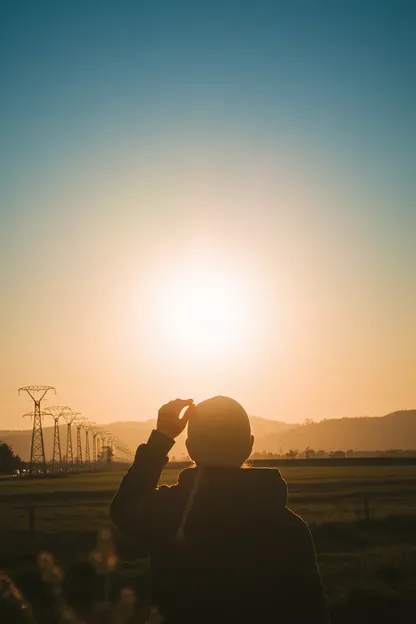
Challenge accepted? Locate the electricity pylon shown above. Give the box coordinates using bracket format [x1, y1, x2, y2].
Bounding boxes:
[94, 432, 100, 463]
[116, 442, 133, 462]
[18, 385, 56, 474]
[84, 423, 92, 470]
[104, 435, 115, 464]
[99, 431, 111, 463]
[88, 423, 99, 466]
[75, 417, 85, 467]
[23, 410, 50, 471]
[96, 431, 104, 463]
[62, 411, 81, 469]
[97, 429, 108, 462]
[43, 406, 71, 472]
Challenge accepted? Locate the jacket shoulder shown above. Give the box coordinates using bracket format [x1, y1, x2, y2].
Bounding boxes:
[281, 506, 313, 536]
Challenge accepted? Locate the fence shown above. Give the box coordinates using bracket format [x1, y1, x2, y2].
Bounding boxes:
[1, 460, 416, 558]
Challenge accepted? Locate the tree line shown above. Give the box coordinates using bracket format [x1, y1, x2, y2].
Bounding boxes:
[0, 441, 24, 473]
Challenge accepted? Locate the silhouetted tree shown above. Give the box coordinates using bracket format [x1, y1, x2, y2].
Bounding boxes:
[0, 442, 23, 473]
[286, 448, 298, 459]
[304, 447, 315, 459]
[329, 450, 346, 458]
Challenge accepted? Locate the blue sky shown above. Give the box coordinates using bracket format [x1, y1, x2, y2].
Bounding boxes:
[1, 0, 415, 427]
[2, 1, 414, 168]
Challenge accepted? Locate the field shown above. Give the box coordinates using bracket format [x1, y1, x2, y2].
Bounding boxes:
[1, 463, 416, 621]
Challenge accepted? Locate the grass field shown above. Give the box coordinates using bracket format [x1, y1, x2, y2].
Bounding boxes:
[1, 463, 416, 620]
[1, 463, 415, 536]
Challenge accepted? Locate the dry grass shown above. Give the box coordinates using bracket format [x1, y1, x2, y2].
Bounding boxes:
[1, 464, 416, 620]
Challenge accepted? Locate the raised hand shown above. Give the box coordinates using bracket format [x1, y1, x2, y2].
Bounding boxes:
[156, 398, 195, 440]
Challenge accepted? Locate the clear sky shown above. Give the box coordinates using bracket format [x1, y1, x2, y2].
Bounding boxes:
[1, 0, 415, 429]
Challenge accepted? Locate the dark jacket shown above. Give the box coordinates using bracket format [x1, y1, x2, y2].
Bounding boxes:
[111, 430, 329, 623]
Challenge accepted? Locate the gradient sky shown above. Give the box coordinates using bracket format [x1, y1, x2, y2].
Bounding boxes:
[1, 0, 415, 429]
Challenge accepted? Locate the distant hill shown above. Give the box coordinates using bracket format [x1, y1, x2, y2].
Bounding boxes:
[107, 416, 294, 458]
[0, 416, 293, 461]
[1, 410, 415, 461]
[264, 410, 416, 453]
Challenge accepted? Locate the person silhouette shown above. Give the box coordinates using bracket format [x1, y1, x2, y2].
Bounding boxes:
[111, 396, 329, 623]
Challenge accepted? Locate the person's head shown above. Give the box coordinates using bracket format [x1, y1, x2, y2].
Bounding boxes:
[185, 396, 254, 467]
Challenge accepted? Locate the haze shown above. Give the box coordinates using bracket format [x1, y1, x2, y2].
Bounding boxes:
[1, 1, 415, 430]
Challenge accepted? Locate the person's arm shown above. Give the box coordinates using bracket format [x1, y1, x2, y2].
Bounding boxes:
[110, 399, 194, 540]
[110, 429, 174, 538]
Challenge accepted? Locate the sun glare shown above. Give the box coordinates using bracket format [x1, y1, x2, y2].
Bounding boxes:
[168, 275, 243, 350]
[142, 258, 254, 357]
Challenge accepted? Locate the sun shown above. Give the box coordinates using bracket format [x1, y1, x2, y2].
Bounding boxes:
[146, 260, 252, 356]
[168, 275, 243, 350]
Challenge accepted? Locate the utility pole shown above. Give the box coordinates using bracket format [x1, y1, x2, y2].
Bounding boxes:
[100, 432, 110, 464]
[95, 432, 101, 463]
[62, 411, 81, 469]
[105, 435, 115, 464]
[88, 422, 98, 466]
[75, 417, 85, 467]
[99, 432, 106, 462]
[43, 406, 71, 472]
[18, 386, 56, 474]
[84, 423, 92, 470]
[23, 410, 51, 470]
[91, 427, 99, 465]
[97, 431, 105, 463]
